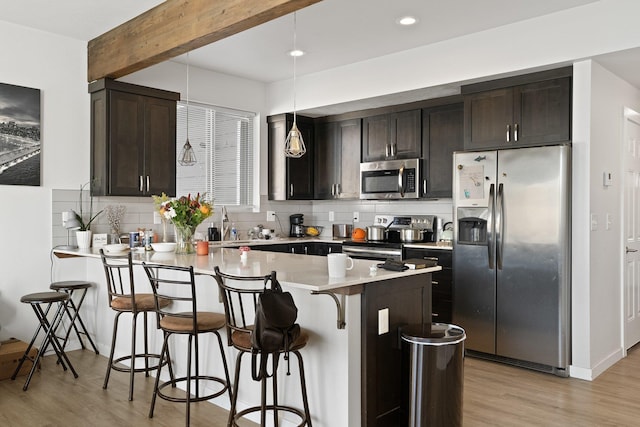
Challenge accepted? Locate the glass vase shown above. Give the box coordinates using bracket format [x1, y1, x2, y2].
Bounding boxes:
[174, 223, 196, 254]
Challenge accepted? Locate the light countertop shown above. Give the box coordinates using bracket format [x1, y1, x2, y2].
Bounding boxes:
[53, 246, 440, 293]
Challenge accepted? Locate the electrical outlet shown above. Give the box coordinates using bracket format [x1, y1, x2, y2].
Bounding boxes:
[267, 211, 276, 222]
[353, 211, 360, 223]
[378, 308, 389, 335]
[153, 211, 162, 224]
[329, 211, 335, 222]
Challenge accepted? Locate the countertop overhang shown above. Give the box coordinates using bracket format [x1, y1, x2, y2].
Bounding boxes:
[53, 246, 441, 293]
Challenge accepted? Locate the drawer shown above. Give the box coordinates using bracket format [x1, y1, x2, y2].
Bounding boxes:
[404, 248, 452, 268]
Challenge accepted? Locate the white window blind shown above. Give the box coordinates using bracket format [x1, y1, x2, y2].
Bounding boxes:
[176, 101, 256, 209]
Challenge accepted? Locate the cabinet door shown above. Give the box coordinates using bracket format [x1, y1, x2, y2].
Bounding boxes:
[422, 104, 463, 198]
[314, 122, 339, 199]
[268, 115, 314, 200]
[463, 87, 513, 150]
[109, 91, 144, 196]
[362, 114, 390, 162]
[403, 248, 453, 323]
[337, 119, 361, 199]
[514, 77, 571, 146]
[144, 97, 176, 196]
[391, 109, 421, 159]
[288, 118, 315, 199]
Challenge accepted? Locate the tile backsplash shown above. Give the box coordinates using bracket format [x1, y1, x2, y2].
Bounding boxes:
[52, 189, 453, 247]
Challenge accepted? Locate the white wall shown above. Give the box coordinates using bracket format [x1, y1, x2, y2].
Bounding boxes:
[0, 21, 89, 340]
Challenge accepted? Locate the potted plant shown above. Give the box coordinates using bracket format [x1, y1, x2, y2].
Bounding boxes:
[75, 182, 103, 248]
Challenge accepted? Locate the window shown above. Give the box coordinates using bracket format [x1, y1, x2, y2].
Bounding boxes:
[176, 101, 257, 210]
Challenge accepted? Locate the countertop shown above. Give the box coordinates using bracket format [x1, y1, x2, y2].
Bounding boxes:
[53, 246, 440, 293]
[212, 236, 454, 250]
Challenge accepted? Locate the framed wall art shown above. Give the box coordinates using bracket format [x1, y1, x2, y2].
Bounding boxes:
[0, 82, 41, 186]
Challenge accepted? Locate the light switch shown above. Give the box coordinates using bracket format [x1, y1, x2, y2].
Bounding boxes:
[378, 308, 389, 335]
[603, 171, 613, 187]
[606, 213, 612, 230]
[353, 211, 360, 223]
[590, 213, 598, 231]
[329, 211, 335, 222]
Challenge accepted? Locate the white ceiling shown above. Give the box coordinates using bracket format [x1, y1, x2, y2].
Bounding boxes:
[1, 0, 639, 90]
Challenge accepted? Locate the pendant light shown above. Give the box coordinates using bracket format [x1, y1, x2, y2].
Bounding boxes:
[179, 52, 197, 166]
[284, 12, 306, 158]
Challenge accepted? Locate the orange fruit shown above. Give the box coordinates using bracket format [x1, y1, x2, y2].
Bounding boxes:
[352, 228, 366, 240]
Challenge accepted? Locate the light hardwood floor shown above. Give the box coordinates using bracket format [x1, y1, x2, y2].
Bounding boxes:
[2, 346, 640, 426]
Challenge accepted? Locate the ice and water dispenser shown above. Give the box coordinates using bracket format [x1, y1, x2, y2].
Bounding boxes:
[457, 208, 488, 245]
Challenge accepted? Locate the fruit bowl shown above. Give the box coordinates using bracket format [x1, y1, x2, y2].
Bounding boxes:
[304, 226, 323, 237]
[150, 242, 177, 252]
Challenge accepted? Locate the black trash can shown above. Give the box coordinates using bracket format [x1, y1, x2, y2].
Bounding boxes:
[401, 323, 466, 427]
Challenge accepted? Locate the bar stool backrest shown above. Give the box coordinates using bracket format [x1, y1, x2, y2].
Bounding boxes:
[213, 266, 276, 348]
[99, 249, 140, 312]
[141, 263, 199, 333]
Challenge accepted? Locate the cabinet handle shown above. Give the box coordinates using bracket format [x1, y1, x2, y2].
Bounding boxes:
[291, 247, 295, 254]
[139, 176, 144, 192]
[392, 143, 397, 157]
[335, 183, 341, 196]
[304, 246, 308, 255]
[514, 123, 519, 141]
[423, 179, 427, 195]
[432, 281, 439, 285]
[290, 184, 294, 197]
[506, 125, 511, 142]
[331, 184, 335, 196]
[386, 144, 390, 158]
[146, 176, 150, 192]
[432, 313, 439, 318]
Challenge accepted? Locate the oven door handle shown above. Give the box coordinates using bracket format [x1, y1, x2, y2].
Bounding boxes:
[343, 247, 402, 257]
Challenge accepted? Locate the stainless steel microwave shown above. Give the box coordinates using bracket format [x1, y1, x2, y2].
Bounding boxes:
[360, 158, 421, 199]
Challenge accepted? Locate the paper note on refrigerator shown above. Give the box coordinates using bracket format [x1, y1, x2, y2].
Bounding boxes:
[459, 165, 484, 199]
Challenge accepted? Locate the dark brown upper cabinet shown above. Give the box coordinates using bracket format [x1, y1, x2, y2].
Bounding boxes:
[314, 118, 361, 200]
[89, 78, 179, 197]
[422, 103, 464, 198]
[362, 109, 421, 162]
[267, 113, 315, 200]
[463, 68, 572, 150]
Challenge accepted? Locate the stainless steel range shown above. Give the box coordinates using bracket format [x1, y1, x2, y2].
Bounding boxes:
[342, 215, 437, 261]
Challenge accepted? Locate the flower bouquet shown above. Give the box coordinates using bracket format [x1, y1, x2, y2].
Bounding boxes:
[154, 193, 213, 254]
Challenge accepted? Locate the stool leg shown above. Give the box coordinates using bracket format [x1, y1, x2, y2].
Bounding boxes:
[228, 351, 244, 427]
[149, 332, 170, 419]
[129, 311, 138, 401]
[295, 350, 312, 426]
[214, 331, 232, 403]
[44, 302, 79, 379]
[186, 334, 194, 427]
[272, 354, 279, 426]
[103, 311, 122, 390]
[143, 311, 150, 378]
[63, 288, 99, 354]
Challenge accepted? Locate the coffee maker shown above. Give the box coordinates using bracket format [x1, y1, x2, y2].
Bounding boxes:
[289, 214, 305, 237]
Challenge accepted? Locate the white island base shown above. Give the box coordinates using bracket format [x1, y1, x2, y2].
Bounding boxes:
[53, 246, 439, 427]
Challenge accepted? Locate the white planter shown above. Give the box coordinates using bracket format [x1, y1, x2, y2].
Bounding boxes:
[76, 230, 92, 249]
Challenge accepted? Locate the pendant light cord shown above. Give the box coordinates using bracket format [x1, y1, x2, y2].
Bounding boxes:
[186, 52, 190, 140]
[293, 12, 297, 123]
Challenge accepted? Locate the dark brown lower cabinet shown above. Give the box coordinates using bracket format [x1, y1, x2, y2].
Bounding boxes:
[361, 273, 432, 426]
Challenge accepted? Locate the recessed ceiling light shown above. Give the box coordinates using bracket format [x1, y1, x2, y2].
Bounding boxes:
[397, 16, 417, 26]
[289, 49, 305, 57]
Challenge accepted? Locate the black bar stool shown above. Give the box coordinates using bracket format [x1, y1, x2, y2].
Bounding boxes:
[100, 249, 173, 401]
[213, 267, 312, 427]
[142, 262, 232, 427]
[49, 280, 99, 354]
[12, 291, 79, 390]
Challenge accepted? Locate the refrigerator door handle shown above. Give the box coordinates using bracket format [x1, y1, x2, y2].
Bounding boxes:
[488, 183, 495, 270]
[496, 182, 504, 270]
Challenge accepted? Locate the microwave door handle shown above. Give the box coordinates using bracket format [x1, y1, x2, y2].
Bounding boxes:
[487, 183, 495, 270]
[398, 165, 405, 197]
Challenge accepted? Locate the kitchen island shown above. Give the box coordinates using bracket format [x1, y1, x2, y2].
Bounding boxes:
[52, 246, 439, 427]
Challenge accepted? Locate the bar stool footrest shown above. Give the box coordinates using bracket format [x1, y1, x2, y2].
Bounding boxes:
[157, 375, 229, 403]
[111, 353, 166, 374]
[233, 404, 308, 427]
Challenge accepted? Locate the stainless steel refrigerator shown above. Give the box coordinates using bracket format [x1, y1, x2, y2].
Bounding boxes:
[452, 145, 570, 376]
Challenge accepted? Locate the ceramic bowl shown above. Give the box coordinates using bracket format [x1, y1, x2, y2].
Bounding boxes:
[151, 242, 177, 253]
[103, 243, 129, 253]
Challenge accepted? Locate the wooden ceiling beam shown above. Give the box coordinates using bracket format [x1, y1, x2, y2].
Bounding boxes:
[87, 0, 321, 82]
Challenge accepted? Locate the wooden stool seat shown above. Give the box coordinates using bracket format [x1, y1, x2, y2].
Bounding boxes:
[49, 280, 99, 354]
[13, 291, 79, 391]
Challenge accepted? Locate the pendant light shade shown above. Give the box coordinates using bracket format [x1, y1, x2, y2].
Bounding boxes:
[284, 12, 306, 158]
[179, 53, 197, 166]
